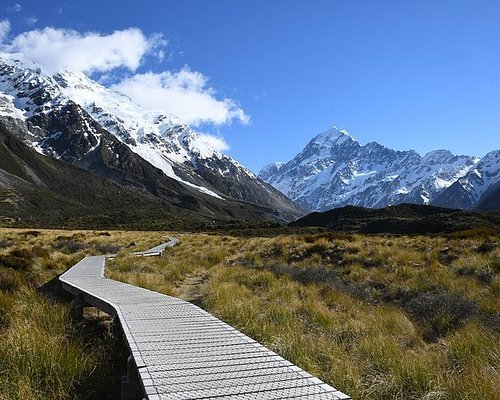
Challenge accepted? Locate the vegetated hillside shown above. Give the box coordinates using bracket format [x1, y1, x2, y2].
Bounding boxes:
[290, 203, 500, 234]
[0, 122, 297, 229]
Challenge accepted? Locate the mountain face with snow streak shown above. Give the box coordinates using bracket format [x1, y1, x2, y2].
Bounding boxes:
[258, 126, 497, 211]
[432, 150, 500, 210]
[0, 53, 300, 221]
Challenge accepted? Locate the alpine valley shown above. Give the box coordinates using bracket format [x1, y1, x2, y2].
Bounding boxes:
[1, 52, 499, 229]
[0, 52, 302, 227]
[259, 127, 500, 212]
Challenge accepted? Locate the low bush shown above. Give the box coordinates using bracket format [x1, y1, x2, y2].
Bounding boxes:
[21, 230, 41, 237]
[94, 243, 121, 255]
[476, 240, 497, 253]
[0, 238, 12, 248]
[53, 239, 87, 253]
[448, 227, 496, 239]
[404, 289, 479, 341]
[0, 267, 24, 291]
[0, 248, 33, 271]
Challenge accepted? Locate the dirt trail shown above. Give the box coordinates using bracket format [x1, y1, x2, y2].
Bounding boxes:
[177, 271, 208, 305]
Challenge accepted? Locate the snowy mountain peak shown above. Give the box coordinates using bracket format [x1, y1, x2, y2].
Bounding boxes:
[312, 126, 355, 147]
[259, 125, 494, 211]
[0, 55, 233, 194]
[258, 161, 285, 182]
[0, 53, 302, 219]
[422, 149, 456, 163]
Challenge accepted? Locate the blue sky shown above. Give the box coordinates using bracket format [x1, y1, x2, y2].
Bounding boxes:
[2, 0, 499, 172]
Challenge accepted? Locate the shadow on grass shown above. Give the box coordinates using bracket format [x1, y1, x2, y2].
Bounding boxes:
[38, 279, 127, 400]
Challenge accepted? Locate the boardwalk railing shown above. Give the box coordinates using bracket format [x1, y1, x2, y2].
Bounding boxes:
[59, 238, 350, 400]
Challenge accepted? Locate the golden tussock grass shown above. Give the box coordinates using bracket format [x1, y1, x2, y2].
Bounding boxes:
[0, 228, 142, 399]
[108, 231, 499, 400]
[1, 228, 498, 399]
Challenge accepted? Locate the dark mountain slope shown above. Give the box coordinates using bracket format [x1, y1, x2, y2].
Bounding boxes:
[0, 55, 302, 220]
[0, 122, 298, 228]
[477, 183, 500, 211]
[290, 204, 500, 234]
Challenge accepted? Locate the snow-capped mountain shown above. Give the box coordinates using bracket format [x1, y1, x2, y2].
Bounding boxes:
[258, 126, 497, 211]
[432, 150, 500, 210]
[0, 52, 300, 220]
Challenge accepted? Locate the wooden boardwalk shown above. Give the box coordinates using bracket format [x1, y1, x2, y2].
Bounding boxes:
[59, 238, 350, 400]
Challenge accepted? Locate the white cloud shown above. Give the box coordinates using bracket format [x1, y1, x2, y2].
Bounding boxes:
[2, 27, 161, 74]
[112, 68, 249, 127]
[25, 16, 37, 26]
[13, 3, 22, 12]
[199, 133, 230, 152]
[0, 20, 10, 42]
[0, 25, 248, 127]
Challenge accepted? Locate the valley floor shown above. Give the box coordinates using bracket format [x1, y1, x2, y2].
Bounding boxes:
[0, 228, 498, 399]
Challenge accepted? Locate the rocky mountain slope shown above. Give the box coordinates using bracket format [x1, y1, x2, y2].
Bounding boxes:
[0, 52, 301, 222]
[259, 126, 498, 211]
[432, 150, 500, 210]
[0, 121, 302, 228]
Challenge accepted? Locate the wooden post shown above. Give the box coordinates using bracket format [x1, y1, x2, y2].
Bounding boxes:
[70, 292, 84, 322]
[110, 316, 123, 340]
[121, 355, 142, 400]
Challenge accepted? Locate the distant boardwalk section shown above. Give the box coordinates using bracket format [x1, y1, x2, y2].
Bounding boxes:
[59, 238, 350, 400]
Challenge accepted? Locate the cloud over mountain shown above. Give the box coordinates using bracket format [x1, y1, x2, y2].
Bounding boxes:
[113, 68, 249, 127]
[2, 26, 157, 74]
[0, 23, 248, 127]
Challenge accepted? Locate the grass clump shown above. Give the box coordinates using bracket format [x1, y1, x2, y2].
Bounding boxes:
[0, 290, 97, 399]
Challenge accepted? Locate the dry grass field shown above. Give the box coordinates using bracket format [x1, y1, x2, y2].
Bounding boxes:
[0, 228, 146, 400]
[0, 227, 498, 399]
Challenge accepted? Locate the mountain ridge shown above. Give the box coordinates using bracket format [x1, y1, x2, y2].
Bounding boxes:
[259, 126, 498, 211]
[0, 121, 304, 228]
[0, 52, 302, 222]
[290, 203, 500, 234]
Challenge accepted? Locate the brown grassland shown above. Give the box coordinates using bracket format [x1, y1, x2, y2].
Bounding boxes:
[0, 227, 498, 399]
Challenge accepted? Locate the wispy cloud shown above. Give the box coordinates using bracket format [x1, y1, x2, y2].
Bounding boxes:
[10, 3, 22, 12]
[24, 16, 37, 26]
[0, 20, 10, 42]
